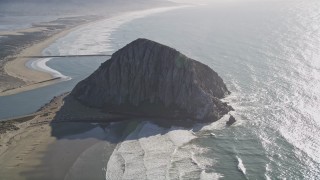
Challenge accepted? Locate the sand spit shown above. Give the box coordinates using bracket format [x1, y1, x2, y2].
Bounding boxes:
[0, 16, 102, 96]
[0, 0, 178, 96]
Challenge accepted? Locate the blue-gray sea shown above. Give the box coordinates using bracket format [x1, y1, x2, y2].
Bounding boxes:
[1, 0, 320, 179]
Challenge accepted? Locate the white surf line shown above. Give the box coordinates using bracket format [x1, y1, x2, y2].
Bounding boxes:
[167, 0, 209, 6]
[28, 5, 193, 82]
[236, 155, 247, 175]
[28, 58, 71, 80]
[43, 4, 193, 56]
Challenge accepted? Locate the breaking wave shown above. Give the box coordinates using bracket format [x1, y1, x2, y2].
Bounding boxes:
[105, 122, 221, 180]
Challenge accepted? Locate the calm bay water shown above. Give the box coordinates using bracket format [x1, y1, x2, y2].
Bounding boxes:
[0, 0, 319, 179]
[0, 57, 104, 119]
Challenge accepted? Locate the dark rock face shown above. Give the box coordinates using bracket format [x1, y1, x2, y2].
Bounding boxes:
[226, 115, 236, 126]
[71, 38, 233, 122]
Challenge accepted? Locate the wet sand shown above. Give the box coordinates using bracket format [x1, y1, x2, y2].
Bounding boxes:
[0, 94, 65, 179]
[0, 2, 180, 179]
[0, 16, 103, 96]
[0, 94, 132, 180]
[0, 1, 177, 96]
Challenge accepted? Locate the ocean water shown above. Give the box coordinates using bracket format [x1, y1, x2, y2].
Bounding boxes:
[0, 56, 104, 119]
[0, 6, 189, 119]
[105, 0, 320, 179]
[0, 0, 320, 179]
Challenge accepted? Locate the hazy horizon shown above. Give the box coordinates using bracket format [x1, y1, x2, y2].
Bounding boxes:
[0, 0, 175, 16]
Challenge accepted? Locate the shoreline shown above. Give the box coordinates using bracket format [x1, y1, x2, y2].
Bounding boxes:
[0, 91, 202, 179]
[0, 93, 123, 179]
[0, 3, 190, 121]
[0, 4, 189, 97]
[0, 16, 104, 97]
[0, 2, 201, 179]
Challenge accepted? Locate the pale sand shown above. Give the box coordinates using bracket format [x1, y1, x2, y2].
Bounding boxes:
[0, 94, 64, 179]
[0, 94, 117, 180]
[0, 26, 48, 36]
[0, 4, 179, 96]
[0, 122, 56, 180]
[0, 19, 102, 97]
[0, 123, 112, 180]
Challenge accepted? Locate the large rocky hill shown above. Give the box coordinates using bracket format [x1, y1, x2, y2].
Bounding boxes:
[71, 38, 233, 122]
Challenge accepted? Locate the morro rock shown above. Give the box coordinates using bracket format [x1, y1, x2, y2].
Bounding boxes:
[71, 38, 233, 122]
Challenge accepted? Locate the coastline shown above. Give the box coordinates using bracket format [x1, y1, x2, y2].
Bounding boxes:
[0, 93, 133, 179]
[0, 17, 104, 97]
[0, 3, 191, 121]
[1, 0, 319, 179]
[0, 3, 197, 179]
[0, 94, 65, 179]
[0, 3, 185, 97]
[0, 90, 208, 179]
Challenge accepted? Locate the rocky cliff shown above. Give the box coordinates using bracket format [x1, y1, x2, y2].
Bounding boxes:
[71, 38, 233, 122]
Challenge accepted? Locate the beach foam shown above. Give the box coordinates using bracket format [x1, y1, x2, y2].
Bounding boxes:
[43, 6, 190, 56]
[31, 5, 191, 86]
[200, 171, 224, 180]
[28, 58, 71, 80]
[106, 122, 220, 180]
[236, 155, 246, 175]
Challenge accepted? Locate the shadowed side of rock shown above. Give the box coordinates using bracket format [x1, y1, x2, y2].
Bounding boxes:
[71, 38, 233, 122]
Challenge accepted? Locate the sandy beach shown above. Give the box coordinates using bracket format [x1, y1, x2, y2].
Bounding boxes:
[0, 93, 134, 180]
[0, 0, 177, 97]
[0, 16, 103, 97]
[0, 94, 65, 179]
[0, 19, 141, 173]
[0, 1, 182, 179]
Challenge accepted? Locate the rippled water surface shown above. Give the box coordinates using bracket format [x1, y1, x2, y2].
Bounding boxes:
[1, 0, 320, 179]
[108, 0, 320, 179]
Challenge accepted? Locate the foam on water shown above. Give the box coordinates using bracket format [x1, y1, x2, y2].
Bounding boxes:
[23, 5, 191, 89]
[200, 171, 223, 180]
[106, 122, 220, 180]
[30, 5, 192, 87]
[28, 58, 71, 80]
[43, 5, 191, 56]
[105, 1, 320, 178]
[3, 0, 319, 178]
[196, 113, 242, 133]
[265, 163, 272, 180]
[236, 156, 246, 175]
